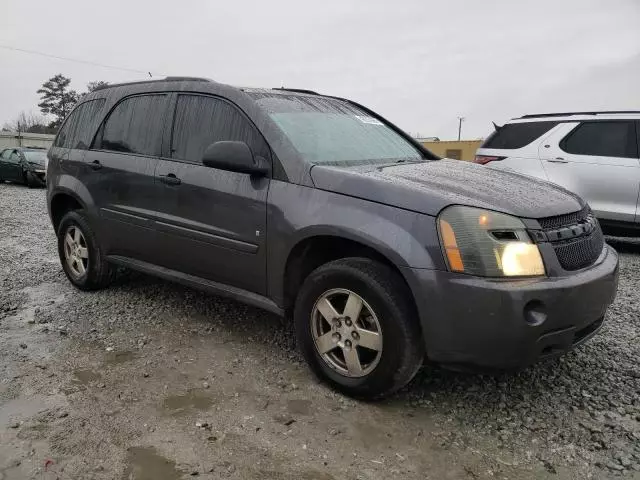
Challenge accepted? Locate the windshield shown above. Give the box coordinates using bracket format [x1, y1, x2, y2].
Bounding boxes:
[23, 150, 47, 164]
[249, 92, 425, 166]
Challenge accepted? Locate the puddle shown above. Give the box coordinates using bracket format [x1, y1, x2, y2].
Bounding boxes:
[0, 395, 57, 426]
[104, 351, 136, 365]
[121, 447, 182, 480]
[287, 399, 313, 415]
[72, 369, 102, 385]
[162, 390, 215, 414]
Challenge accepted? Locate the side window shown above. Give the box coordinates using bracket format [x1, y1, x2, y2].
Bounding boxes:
[561, 121, 637, 158]
[0, 149, 11, 159]
[54, 99, 105, 149]
[481, 121, 558, 149]
[8, 151, 21, 163]
[98, 95, 167, 156]
[171, 94, 270, 163]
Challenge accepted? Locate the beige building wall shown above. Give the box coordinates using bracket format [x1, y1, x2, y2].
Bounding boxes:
[0, 132, 55, 150]
[420, 139, 483, 161]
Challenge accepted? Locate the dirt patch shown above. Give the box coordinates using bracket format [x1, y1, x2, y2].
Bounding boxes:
[1, 184, 639, 478]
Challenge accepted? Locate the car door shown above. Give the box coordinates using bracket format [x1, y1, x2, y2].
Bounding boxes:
[540, 120, 639, 223]
[84, 94, 170, 262]
[153, 93, 270, 295]
[49, 98, 106, 184]
[1, 149, 24, 182]
[0, 149, 16, 180]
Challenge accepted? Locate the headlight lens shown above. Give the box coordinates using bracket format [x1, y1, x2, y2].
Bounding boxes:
[438, 206, 545, 277]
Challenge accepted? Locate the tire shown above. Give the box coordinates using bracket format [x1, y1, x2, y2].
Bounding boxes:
[25, 171, 36, 188]
[294, 257, 424, 399]
[57, 210, 114, 291]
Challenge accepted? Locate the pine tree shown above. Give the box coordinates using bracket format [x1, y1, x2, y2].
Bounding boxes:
[37, 74, 79, 129]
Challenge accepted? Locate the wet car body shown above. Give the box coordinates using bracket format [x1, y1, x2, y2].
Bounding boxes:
[0, 147, 47, 187]
[45, 78, 619, 397]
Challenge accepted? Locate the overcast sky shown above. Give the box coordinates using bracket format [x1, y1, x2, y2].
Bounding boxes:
[1, 0, 639, 139]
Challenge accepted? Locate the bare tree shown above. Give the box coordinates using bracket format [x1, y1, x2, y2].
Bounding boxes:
[1, 111, 55, 134]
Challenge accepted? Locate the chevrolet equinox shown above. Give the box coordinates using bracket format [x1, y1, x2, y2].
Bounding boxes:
[46, 77, 619, 398]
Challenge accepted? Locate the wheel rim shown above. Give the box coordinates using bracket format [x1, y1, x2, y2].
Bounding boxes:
[311, 288, 383, 378]
[63, 225, 88, 278]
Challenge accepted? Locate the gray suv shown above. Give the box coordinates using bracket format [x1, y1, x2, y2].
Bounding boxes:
[47, 77, 619, 398]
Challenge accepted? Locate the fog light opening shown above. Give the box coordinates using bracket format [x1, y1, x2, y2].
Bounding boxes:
[523, 300, 547, 326]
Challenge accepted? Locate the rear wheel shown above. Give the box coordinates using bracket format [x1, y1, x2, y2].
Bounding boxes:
[57, 210, 114, 291]
[294, 257, 424, 399]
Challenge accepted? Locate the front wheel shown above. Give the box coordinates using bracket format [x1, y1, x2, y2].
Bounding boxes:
[294, 258, 424, 399]
[25, 171, 37, 188]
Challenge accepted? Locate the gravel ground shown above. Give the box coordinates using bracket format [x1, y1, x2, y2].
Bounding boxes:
[0, 182, 639, 480]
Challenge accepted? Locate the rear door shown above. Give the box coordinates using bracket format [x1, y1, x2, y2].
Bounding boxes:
[84, 94, 170, 262]
[636, 120, 640, 224]
[9, 150, 23, 182]
[50, 98, 106, 185]
[541, 120, 639, 223]
[152, 93, 270, 294]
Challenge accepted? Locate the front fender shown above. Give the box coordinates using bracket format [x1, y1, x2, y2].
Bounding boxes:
[266, 180, 445, 305]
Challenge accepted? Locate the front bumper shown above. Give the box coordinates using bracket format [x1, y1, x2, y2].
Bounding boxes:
[404, 244, 619, 369]
[31, 169, 47, 185]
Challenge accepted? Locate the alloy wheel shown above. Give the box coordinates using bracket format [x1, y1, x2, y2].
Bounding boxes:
[311, 288, 383, 378]
[63, 225, 89, 278]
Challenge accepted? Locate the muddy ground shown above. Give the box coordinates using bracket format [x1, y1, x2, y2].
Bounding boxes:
[1, 183, 639, 480]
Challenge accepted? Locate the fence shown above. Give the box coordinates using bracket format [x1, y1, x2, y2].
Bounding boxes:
[0, 131, 55, 150]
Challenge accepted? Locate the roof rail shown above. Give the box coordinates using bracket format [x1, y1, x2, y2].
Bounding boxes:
[93, 76, 213, 92]
[163, 76, 212, 82]
[272, 87, 319, 95]
[520, 111, 640, 119]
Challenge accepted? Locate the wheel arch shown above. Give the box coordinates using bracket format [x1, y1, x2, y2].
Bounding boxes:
[49, 189, 88, 233]
[280, 231, 418, 318]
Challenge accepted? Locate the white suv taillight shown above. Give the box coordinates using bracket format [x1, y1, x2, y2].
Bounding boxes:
[473, 155, 505, 165]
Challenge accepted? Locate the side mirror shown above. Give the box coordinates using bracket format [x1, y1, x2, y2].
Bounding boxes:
[202, 141, 268, 176]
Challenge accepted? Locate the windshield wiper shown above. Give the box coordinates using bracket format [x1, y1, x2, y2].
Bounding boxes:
[376, 158, 425, 171]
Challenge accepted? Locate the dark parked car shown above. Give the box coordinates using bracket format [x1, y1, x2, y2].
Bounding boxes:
[46, 77, 619, 398]
[0, 147, 48, 187]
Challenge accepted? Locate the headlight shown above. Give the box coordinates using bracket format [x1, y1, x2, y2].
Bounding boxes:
[438, 206, 545, 277]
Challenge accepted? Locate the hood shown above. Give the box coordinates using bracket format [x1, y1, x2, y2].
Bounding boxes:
[310, 159, 584, 219]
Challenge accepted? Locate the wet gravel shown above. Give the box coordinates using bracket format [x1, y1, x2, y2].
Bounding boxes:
[0, 182, 639, 479]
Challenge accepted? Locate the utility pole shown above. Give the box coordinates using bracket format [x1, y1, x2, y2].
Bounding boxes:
[457, 116, 465, 141]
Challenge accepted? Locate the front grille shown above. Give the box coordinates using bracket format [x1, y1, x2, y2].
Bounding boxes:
[538, 207, 604, 271]
[538, 206, 589, 229]
[552, 230, 604, 271]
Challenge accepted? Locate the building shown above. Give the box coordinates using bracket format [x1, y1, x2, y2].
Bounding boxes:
[419, 139, 483, 161]
[0, 131, 55, 150]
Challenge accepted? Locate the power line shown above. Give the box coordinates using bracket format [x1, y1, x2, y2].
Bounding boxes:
[0, 44, 161, 77]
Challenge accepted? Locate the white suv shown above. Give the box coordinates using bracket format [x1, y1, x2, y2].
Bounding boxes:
[475, 111, 640, 236]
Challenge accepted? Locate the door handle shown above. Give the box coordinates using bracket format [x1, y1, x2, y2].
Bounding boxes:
[90, 160, 102, 170]
[160, 173, 181, 185]
[547, 158, 568, 164]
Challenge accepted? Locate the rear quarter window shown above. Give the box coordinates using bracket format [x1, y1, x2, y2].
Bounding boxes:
[481, 121, 558, 149]
[54, 99, 105, 150]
